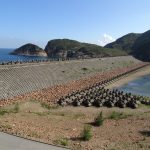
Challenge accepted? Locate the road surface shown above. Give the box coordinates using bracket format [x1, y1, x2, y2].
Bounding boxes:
[0, 132, 69, 150]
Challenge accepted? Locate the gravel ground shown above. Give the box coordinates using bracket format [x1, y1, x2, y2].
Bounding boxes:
[0, 56, 141, 99]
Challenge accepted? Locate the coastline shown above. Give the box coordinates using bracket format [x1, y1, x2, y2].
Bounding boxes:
[106, 65, 150, 89]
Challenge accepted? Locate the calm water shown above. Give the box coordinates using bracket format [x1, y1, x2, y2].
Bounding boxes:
[119, 74, 150, 97]
[0, 48, 49, 63]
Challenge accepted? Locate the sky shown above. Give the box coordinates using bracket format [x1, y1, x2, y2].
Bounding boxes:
[0, 0, 150, 48]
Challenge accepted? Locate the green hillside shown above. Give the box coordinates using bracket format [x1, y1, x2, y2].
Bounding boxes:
[105, 33, 141, 53]
[45, 39, 127, 59]
[132, 30, 150, 61]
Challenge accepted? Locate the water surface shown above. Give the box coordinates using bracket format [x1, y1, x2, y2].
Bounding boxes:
[0, 48, 49, 63]
[118, 74, 150, 97]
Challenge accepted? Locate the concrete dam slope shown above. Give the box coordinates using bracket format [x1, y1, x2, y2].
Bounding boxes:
[0, 56, 141, 100]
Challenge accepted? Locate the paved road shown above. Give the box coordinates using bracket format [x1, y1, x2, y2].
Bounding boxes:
[0, 132, 69, 150]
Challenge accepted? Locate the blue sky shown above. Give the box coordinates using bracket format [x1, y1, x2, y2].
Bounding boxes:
[0, 0, 150, 48]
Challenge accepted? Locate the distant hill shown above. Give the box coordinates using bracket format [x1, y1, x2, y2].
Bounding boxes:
[105, 30, 150, 61]
[45, 39, 127, 59]
[132, 30, 150, 61]
[105, 33, 141, 53]
[11, 44, 47, 57]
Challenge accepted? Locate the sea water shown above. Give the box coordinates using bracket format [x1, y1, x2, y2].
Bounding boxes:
[0, 48, 49, 63]
[118, 74, 150, 97]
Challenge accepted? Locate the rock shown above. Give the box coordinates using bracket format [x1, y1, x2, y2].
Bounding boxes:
[11, 43, 47, 57]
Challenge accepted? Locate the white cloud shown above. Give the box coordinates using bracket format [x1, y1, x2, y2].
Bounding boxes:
[98, 33, 116, 47]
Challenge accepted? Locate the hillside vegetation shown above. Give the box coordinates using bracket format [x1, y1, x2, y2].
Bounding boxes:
[45, 39, 127, 59]
[11, 43, 47, 57]
[105, 30, 150, 61]
[105, 33, 141, 53]
[132, 30, 150, 61]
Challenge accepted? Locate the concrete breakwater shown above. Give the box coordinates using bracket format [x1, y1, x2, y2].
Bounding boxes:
[0, 61, 149, 107]
[0, 56, 140, 100]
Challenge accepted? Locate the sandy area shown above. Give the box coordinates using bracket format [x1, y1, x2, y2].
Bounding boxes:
[106, 65, 150, 89]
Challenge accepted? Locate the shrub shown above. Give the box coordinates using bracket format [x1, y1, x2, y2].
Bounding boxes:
[94, 111, 104, 126]
[81, 125, 92, 141]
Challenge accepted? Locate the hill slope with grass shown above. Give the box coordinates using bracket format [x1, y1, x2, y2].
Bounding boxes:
[11, 43, 47, 57]
[45, 39, 127, 59]
[105, 33, 141, 53]
[132, 30, 150, 61]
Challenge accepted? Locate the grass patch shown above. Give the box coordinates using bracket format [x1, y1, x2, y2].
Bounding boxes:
[72, 113, 85, 119]
[54, 138, 69, 147]
[0, 109, 9, 116]
[0, 124, 12, 130]
[0, 103, 20, 116]
[29, 131, 41, 138]
[139, 104, 150, 109]
[81, 125, 92, 141]
[94, 112, 104, 126]
[41, 102, 59, 110]
[108, 111, 132, 120]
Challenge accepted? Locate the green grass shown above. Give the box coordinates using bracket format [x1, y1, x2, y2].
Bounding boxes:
[81, 125, 92, 141]
[108, 111, 132, 120]
[0, 109, 9, 116]
[0, 103, 20, 116]
[54, 138, 69, 147]
[94, 111, 104, 126]
[41, 102, 59, 110]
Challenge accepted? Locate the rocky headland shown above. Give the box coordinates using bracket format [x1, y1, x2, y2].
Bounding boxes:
[11, 43, 47, 57]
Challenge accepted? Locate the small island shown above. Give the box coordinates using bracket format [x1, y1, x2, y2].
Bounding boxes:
[11, 43, 47, 57]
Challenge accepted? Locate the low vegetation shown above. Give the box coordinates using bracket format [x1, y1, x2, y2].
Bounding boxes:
[94, 111, 104, 126]
[45, 39, 127, 59]
[108, 111, 132, 120]
[41, 102, 59, 110]
[54, 138, 69, 147]
[0, 100, 150, 150]
[81, 125, 92, 141]
[0, 103, 19, 116]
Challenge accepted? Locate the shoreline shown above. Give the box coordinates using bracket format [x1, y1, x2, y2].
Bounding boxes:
[106, 65, 150, 89]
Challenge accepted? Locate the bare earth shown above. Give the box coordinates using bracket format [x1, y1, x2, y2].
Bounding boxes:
[0, 101, 150, 150]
